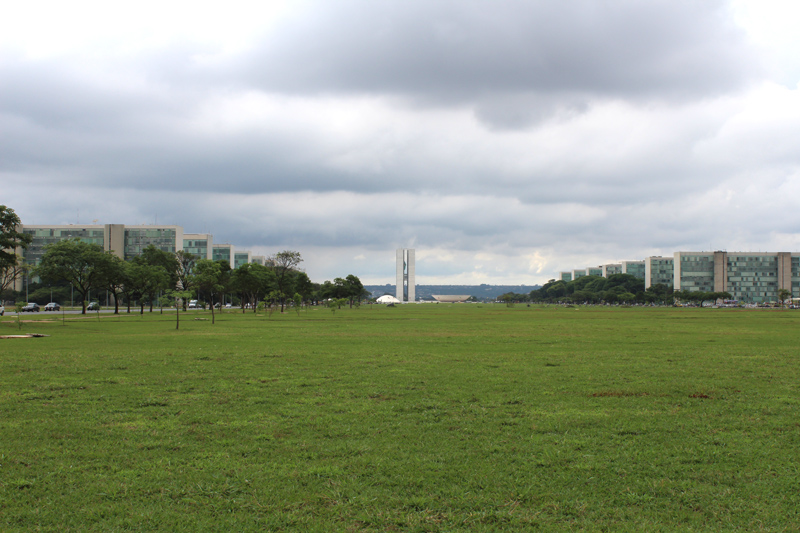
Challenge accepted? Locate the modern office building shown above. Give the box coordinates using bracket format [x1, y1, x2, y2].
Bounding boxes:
[602, 264, 622, 277]
[560, 271, 572, 282]
[212, 244, 234, 269]
[587, 267, 602, 277]
[674, 251, 799, 303]
[183, 233, 213, 260]
[251, 255, 266, 266]
[396, 248, 415, 302]
[621, 260, 645, 279]
[15, 224, 183, 289]
[561, 251, 800, 302]
[234, 251, 251, 269]
[645, 256, 674, 288]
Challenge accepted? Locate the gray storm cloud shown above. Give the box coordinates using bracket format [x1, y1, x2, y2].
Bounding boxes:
[1, 0, 798, 283]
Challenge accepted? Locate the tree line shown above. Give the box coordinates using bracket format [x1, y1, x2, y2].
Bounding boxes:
[0, 205, 368, 315]
[501, 274, 733, 306]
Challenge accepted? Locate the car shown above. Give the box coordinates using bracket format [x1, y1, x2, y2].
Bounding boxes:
[44, 302, 61, 311]
[22, 303, 40, 312]
[0, 304, 4, 316]
[87, 302, 101, 311]
[188, 300, 199, 309]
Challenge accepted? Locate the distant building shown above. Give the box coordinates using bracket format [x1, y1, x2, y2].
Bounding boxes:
[674, 251, 798, 303]
[396, 248, 415, 302]
[183, 233, 213, 260]
[560, 271, 572, 282]
[645, 256, 674, 288]
[602, 264, 622, 277]
[621, 261, 645, 279]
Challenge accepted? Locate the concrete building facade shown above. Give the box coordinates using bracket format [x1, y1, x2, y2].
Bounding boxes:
[396, 248, 415, 302]
[644, 256, 674, 288]
[183, 233, 213, 260]
[602, 264, 622, 277]
[621, 261, 645, 279]
[674, 251, 800, 303]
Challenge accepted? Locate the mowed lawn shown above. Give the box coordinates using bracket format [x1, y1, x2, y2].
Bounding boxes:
[1, 305, 799, 531]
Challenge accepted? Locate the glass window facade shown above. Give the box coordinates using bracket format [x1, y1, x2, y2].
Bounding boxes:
[124, 228, 177, 260]
[623, 262, 645, 280]
[649, 258, 674, 286]
[726, 255, 778, 303]
[234, 253, 250, 269]
[213, 246, 232, 264]
[22, 227, 105, 267]
[183, 239, 209, 258]
[679, 254, 715, 292]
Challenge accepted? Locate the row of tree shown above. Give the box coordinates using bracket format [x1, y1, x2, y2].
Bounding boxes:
[0, 204, 368, 315]
[505, 274, 735, 306]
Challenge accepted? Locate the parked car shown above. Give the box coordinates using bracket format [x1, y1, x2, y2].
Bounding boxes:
[188, 300, 199, 309]
[0, 304, 4, 316]
[22, 303, 41, 312]
[87, 302, 101, 311]
[44, 302, 61, 311]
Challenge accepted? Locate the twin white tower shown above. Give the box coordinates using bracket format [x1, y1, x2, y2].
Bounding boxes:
[396, 248, 415, 302]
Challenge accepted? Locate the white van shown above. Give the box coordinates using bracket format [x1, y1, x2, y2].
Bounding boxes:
[188, 300, 199, 309]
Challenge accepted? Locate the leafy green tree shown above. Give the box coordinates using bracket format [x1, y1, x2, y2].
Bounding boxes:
[0, 206, 33, 295]
[140, 245, 179, 291]
[294, 271, 314, 303]
[165, 289, 193, 330]
[94, 253, 128, 314]
[175, 250, 198, 310]
[36, 239, 105, 314]
[193, 260, 224, 324]
[232, 263, 273, 313]
[126, 260, 168, 314]
[272, 251, 302, 312]
[778, 288, 791, 307]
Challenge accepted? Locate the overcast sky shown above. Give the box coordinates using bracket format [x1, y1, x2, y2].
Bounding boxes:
[3, 0, 800, 285]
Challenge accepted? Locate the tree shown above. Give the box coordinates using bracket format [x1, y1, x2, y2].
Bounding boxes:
[272, 251, 302, 312]
[0, 206, 33, 295]
[232, 263, 272, 313]
[193, 260, 223, 324]
[126, 260, 169, 314]
[165, 289, 193, 330]
[344, 274, 365, 308]
[140, 245, 179, 290]
[36, 239, 105, 314]
[175, 250, 198, 310]
[94, 253, 128, 314]
[778, 288, 791, 307]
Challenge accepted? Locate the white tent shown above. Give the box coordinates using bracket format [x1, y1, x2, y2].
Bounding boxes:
[376, 295, 401, 304]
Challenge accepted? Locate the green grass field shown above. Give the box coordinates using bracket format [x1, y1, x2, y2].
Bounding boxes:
[1, 305, 799, 531]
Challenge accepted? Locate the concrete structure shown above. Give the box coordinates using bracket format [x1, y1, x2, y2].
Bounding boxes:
[560, 271, 572, 282]
[432, 295, 470, 303]
[674, 251, 800, 303]
[234, 251, 251, 269]
[212, 244, 234, 269]
[396, 248, 415, 302]
[587, 267, 602, 277]
[573, 269, 586, 280]
[621, 260, 645, 279]
[251, 255, 266, 266]
[183, 233, 213, 260]
[645, 256, 674, 288]
[16, 224, 183, 289]
[602, 264, 622, 277]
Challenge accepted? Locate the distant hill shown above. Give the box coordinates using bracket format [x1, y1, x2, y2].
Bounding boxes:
[364, 284, 541, 301]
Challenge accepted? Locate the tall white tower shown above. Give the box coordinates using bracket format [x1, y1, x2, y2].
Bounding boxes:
[396, 248, 415, 302]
